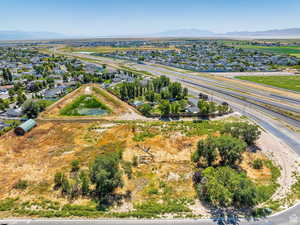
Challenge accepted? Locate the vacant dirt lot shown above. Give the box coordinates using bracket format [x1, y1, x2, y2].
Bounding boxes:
[0, 118, 280, 218]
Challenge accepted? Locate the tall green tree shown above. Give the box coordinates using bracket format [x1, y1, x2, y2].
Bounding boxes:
[90, 151, 123, 207]
[197, 166, 258, 208]
[192, 136, 217, 166]
[216, 136, 247, 166]
[22, 100, 41, 118]
[159, 100, 170, 117]
[221, 122, 261, 145]
[192, 135, 246, 167]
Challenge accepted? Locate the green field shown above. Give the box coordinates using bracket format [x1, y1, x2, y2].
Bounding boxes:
[235, 75, 300, 92]
[62, 45, 177, 54]
[222, 41, 300, 58]
[236, 45, 300, 57]
[60, 95, 111, 116]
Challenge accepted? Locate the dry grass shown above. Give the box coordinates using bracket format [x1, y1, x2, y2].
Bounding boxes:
[0, 118, 275, 217]
[240, 152, 272, 186]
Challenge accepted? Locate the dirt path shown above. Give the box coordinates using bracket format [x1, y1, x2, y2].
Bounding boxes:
[85, 86, 92, 94]
[257, 130, 300, 200]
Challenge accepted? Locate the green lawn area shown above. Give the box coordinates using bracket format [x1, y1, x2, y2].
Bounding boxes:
[60, 95, 111, 116]
[235, 75, 300, 92]
[229, 44, 300, 58]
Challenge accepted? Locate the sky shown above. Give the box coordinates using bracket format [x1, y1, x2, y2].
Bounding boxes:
[1, 0, 299, 36]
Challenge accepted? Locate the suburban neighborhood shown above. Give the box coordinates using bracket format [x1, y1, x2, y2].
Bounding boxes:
[98, 40, 300, 72]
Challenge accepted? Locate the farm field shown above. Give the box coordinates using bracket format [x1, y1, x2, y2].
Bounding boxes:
[62, 45, 178, 54]
[235, 75, 300, 92]
[221, 40, 300, 58]
[227, 43, 300, 58]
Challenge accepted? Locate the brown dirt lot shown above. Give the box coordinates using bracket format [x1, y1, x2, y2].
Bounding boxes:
[0, 119, 277, 216]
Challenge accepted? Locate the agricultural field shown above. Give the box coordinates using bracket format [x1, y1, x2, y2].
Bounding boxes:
[235, 75, 300, 92]
[62, 45, 178, 54]
[224, 41, 300, 58]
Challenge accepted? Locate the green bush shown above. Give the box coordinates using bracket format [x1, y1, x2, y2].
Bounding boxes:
[138, 104, 152, 116]
[0, 198, 18, 211]
[192, 135, 246, 167]
[132, 155, 138, 167]
[14, 180, 29, 190]
[134, 199, 191, 215]
[291, 176, 300, 199]
[54, 172, 64, 188]
[121, 161, 133, 179]
[90, 150, 123, 208]
[71, 160, 80, 172]
[133, 130, 156, 142]
[221, 122, 261, 145]
[256, 160, 281, 203]
[252, 159, 263, 169]
[147, 187, 159, 195]
[197, 166, 258, 208]
[251, 207, 272, 218]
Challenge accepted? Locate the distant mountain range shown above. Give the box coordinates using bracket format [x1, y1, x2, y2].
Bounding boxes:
[0, 30, 67, 41]
[1, 28, 300, 41]
[152, 29, 215, 37]
[224, 28, 300, 37]
[151, 28, 300, 38]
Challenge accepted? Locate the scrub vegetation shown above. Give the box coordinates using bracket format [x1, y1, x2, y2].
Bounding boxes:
[0, 117, 281, 219]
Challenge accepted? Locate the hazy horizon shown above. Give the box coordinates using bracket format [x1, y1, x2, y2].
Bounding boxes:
[0, 0, 299, 37]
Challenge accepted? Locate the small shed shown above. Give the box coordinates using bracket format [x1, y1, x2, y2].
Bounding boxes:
[14, 119, 37, 136]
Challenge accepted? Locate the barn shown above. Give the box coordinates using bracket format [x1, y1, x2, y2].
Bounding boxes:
[14, 119, 37, 136]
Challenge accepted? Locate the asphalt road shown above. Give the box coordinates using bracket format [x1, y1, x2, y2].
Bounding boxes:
[1, 211, 300, 225]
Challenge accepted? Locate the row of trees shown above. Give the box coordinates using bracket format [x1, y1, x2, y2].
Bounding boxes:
[197, 100, 230, 115]
[2, 68, 13, 83]
[119, 75, 188, 102]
